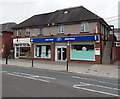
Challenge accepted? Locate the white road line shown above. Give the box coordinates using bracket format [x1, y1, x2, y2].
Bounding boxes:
[79, 82, 120, 91]
[1, 71, 7, 73]
[6, 73, 49, 83]
[40, 76, 56, 80]
[20, 73, 34, 76]
[72, 76, 118, 86]
[13, 72, 20, 74]
[73, 85, 119, 97]
[20, 73, 39, 77]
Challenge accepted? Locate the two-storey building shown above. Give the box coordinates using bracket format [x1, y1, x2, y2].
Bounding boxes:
[12, 6, 110, 64]
[0, 22, 17, 58]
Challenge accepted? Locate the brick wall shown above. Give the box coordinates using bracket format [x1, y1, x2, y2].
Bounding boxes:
[2, 32, 13, 58]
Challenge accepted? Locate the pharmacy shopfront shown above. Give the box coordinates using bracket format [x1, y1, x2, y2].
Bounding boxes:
[30, 35, 101, 63]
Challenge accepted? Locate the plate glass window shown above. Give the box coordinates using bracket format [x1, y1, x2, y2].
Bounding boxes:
[71, 44, 95, 61]
[35, 45, 51, 58]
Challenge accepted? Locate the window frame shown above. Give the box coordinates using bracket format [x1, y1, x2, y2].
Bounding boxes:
[58, 25, 64, 34]
[16, 29, 21, 37]
[0, 32, 2, 36]
[80, 22, 89, 33]
[25, 28, 30, 36]
[34, 44, 51, 59]
[38, 27, 44, 36]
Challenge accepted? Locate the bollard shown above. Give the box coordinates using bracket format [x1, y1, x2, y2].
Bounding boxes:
[32, 58, 34, 67]
[6, 56, 8, 64]
[66, 60, 69, 71]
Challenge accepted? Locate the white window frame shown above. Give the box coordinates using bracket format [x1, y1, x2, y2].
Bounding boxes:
[38, 27, 44, 36]
[58, 25, 64, 34]
[16, 29, 21, 36]
[25, 28, 30, 36]
[0, 32, 2, 36]
[81, 22, 89, 32]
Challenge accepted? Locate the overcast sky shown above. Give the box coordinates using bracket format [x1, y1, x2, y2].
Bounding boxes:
[0, 0, 120, 28]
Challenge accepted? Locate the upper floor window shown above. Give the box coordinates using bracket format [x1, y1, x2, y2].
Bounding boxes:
[81, 22, 89, 32]
[58, 25, 64, 34]
[38, 27, 44, 36]
[0, 32, 2, 36]
[25, 28, 30, 36]
[16, 29, 21, 36]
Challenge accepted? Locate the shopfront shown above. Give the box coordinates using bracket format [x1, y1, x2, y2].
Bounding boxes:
[34, 43, 51, 59]
[70, 42, 95, 61]
[13, 38, 31, 58]
[31, 35, 99, 62]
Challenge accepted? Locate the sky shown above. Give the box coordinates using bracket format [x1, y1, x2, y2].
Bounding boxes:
[0, 0, 120, 28]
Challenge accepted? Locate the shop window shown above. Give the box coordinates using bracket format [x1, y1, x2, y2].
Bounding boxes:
[16, 29, 21, 37]
[20, 47, 31, 57]
[80, 22, 89, 32]
[25, 28, 30, 36]
[58, 25, 64, 34]
[71, 44, 95, 61]
[35, 45, 51, 58]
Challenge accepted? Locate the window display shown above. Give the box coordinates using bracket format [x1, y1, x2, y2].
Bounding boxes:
[71, 44, 95, 61]
[35, 45, 51, 58]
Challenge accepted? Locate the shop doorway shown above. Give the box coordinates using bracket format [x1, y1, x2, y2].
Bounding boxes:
[55, 46, 67, 61]
[15, 47, 20, 58]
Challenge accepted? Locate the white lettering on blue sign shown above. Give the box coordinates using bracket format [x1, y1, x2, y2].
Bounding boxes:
[64, 38, 75, 41]
[45, 39, 54, 41]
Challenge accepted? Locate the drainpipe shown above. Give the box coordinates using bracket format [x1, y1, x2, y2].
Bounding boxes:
[109, 25, 114, 64]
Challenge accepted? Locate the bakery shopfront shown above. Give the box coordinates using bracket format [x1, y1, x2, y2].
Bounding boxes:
[30, 35, 100, 63]
[13, 38, 31, 58]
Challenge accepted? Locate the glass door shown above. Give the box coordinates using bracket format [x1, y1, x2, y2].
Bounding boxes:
[56, 46, 67, 61]
[15, 47, 20, 58]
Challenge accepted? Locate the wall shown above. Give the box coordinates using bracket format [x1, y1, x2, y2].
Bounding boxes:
[14, 22, 97, 37]
[0, 36, 3, 57]
[2, 32, 13, 58]
[115, 46, 120, 60]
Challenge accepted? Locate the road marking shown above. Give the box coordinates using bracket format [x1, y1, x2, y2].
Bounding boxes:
[40, 76, 56, 80]
[75, 82, 90, 86]
[13, 72, 20, 74]
[20, 73, 34, 76]
[1, 71, 7, 73]
[79, 82, 120, 91]
[73, 84, 119, 97]
[12, 72, 55, 80]
[6, 73, 49, 83]
[20, 73, 39, 77]
[72, 76, 118, 86]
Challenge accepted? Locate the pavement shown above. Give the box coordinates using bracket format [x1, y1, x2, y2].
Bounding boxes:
[0, 58, 120, 79]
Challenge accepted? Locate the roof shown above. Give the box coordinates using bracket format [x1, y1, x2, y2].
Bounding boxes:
[0, 22, 17, 33]
[13, 6, 105, 29]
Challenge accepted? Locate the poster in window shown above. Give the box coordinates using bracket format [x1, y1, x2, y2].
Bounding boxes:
[37, 47, 39, 57]
[41, 46, 46, 58]
[95, 48, 100, 55]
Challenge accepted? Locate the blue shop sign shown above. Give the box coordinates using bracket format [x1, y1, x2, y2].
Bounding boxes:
[30, 35, 99, 42]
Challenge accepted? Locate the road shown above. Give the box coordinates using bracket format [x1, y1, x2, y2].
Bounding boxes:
[2, 64, 120, 97]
